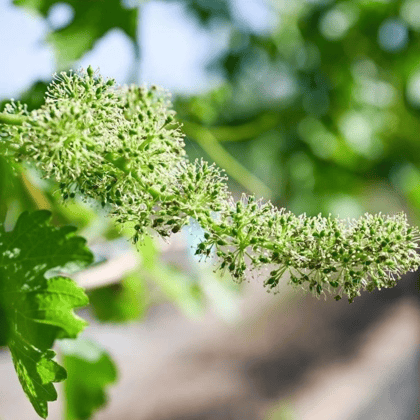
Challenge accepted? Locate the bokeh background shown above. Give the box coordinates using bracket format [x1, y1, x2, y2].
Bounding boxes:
[0, 0, 419, 419]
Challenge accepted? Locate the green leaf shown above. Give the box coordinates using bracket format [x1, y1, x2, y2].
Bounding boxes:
[9, 334, 67, 418]
[89, 272, 149, 323]
[150, 264, 204, 317]
[137, 236, 204, 317]
[13, 0, 138, 68]
[0, 210, 93, 418]
[60, 338, 117, 420]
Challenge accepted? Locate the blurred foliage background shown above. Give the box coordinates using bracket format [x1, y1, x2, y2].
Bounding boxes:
[4, 0, 420, 224]
[1, 0, 420, 418]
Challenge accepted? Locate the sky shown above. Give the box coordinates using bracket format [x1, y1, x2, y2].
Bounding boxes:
[0, 0, 276, 99]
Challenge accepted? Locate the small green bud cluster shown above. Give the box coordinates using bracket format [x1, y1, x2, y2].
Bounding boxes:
[131, 159, 229, 242]
[196, 202, 420, 302]
[1, 67, 419, 302]
[2, 67, 187, 232]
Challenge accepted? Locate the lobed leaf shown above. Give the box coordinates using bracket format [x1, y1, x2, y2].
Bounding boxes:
[0, 210, 93, 418]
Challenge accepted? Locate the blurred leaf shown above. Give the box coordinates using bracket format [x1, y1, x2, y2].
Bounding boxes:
[60, 338, 117, 420]
[139, 235, 205, 315]
[150, 264, 204, 317]
[265, 400, 296, 420]
[135, 237, 204, 316]
[19, 81, 49, 111]
[14, 0, 138, 68]
[0, 210, 92, 418]
[211, 113, 281, 142]
[51, 197, 106, 238]
[89, 272, 149, 323]
[0, 157, 34, 222]
[137, 234, 158, 271]
[183, 0, 232, 25]
[0, 80, 48, 112]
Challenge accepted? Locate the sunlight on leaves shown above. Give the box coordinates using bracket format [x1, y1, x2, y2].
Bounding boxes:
[0, 210, 92, 418]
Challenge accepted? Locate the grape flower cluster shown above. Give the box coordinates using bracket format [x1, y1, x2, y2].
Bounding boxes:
[1, 67, 419, 302]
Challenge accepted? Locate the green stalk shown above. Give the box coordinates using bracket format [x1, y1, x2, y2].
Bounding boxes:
[182, 121, 273, 199]
[0, 113, 25, 126]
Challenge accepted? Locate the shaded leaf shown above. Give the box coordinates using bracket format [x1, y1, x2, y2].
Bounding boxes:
[89, 272, 149, 323]
[60, 338, 117, 420]
[137, 236, 204, 317]
[150, 264, 204, 317]
[182, 0, 232, 25]
[14, 0, 138, 68]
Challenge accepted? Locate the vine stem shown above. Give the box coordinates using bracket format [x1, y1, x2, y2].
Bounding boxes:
[0, 113, 25, 126]
[182, 120, 273, 200]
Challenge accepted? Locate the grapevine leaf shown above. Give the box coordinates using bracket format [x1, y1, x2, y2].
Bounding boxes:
[60, 338, 117, 420]
[13, 0, 138, 68]
[89, 272, 149, 323]
[0, 210, 93, 418]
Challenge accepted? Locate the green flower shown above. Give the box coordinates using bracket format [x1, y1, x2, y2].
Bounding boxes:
[1, 67, 419, 302]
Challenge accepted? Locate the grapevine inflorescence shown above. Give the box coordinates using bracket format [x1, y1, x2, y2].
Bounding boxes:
[1, 66, 419, 303]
